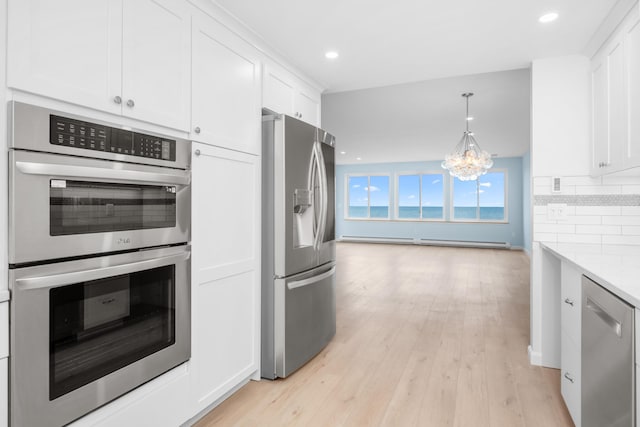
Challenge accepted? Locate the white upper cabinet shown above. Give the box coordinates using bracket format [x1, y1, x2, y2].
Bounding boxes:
[7, 0, 191, 132]
[191, 12, 261, 154]
[263, 64, 321, 127]
[591, 6, 640, 175]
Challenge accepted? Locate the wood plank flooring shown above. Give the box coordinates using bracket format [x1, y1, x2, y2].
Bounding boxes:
[195, 243, 573, 427]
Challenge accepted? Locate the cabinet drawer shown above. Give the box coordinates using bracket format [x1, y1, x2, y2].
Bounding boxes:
[561, 329, 581, 427]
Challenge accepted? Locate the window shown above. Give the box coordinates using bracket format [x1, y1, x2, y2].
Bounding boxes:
[346, 175, 390, 219]
[452, 171, 506, 221]
[397, 173, 444, 220]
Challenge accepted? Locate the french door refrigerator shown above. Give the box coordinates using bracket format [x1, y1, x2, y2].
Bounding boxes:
[261, 114, 336, 379]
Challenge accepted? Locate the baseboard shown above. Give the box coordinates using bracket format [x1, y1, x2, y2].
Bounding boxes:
[528, 345, 543, 366]
[338, 235, 512, 249]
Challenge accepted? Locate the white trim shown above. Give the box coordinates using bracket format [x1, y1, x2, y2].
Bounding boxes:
[528, 345, 543, 366]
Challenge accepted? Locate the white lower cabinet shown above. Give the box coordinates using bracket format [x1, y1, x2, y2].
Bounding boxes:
[191, 142, 260, 411]
[560, 261, 581, 426]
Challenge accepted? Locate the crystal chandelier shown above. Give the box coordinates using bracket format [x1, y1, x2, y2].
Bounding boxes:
[441, 92, 493, 181]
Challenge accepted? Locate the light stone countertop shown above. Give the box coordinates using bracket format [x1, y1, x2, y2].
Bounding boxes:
[541, 242, 640, 307]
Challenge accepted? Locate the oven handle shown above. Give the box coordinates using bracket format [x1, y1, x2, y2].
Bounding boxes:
[15, 161, 190, 186]
[14, 252, 190, 291]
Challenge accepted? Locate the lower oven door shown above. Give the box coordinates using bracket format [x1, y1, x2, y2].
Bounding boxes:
[9, 245, 191, 427]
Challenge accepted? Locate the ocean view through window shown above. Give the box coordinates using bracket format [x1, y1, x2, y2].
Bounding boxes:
[347, 175, 390, 219]
[397, 173, 444, 220]
[452, 171, 506, 221]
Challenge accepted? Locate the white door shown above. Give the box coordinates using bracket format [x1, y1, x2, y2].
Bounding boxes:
[591, 53, 609, 173]
[190, 142, 260, 410]
[626, 16, 640, 164]
[122, 0, 190, 131]
[191, 13, 261, 154]
[606, 39, 627, 169]
[7, 0, 122, 114]
[295, 89, 321, 127]
[263, 66, 295, 116]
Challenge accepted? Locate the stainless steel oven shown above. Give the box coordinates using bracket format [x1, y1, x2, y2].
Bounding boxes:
[8, 102, 192, 427]
[9, 101, 191, 265]
[10, 246, 190, 427]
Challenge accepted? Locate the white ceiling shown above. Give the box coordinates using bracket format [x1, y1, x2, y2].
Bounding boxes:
[213, 0, 618, 93]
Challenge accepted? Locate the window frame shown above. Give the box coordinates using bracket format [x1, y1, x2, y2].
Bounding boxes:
[394, 171, 446, 221]
[449, 169, 508, 223]
[344, 173, 391, 220]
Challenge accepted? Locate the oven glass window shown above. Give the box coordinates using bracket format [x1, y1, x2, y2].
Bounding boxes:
[50, 180, 177, 236]
[49, 265, 176, 400]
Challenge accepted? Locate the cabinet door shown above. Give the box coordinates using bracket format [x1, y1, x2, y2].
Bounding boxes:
[561, 330, 581, 427]
[296, 88, 321, 127]
[263, 66, 296, 116]
[191, 143, 260, 409]
[7, 0, 122, 114]
[626, 16, 640, 164]
[192, 14, 261, 154]
[607, 39, 627, 169]
[591, 52, 609, 174]
[122, 0, 190, 131]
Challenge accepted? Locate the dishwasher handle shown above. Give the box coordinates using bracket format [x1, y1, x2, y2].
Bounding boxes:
[586, 297, 622, 338]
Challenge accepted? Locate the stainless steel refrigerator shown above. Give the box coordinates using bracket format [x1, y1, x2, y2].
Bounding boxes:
[261, 114, 336, 379]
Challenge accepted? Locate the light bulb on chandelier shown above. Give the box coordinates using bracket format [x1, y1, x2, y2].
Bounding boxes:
[441, 93, 493, 181]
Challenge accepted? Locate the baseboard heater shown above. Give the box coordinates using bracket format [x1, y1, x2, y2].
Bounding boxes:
[338, 236, 511, 249]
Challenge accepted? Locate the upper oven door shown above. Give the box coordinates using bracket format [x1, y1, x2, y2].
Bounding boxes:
[9, 149, 191, 265]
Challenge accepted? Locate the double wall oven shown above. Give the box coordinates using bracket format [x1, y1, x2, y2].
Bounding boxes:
[8, 102, 191, 427]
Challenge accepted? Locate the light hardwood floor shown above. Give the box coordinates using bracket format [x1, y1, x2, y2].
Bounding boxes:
[195, 243, 573, 427]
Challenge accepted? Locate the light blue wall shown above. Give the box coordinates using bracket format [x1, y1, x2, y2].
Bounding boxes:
[522, 150, 532, 254]
[336, 157, 524, 248]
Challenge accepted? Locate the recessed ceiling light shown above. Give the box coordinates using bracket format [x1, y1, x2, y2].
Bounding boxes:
[340, 151, 346, 155]
[356, 157, 361, 161]
[466, 116, 474, 121]
[325, 51, 339, 59]
[539, 12, 559, 23]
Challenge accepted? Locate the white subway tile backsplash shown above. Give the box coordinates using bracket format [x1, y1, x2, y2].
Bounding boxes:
[535, 223, 576, 233]
[601, 175, 640, 185]
[533, 177, 551, 187]
[602, 216, 640, 225]
[534, 232, 557, 243]
[563, 176, 602, 186]
[621, 185, 640, 194]
[566, 215, 601, 225]
[575, 224, 621, 235]
[621, 207, 640, 216]
[557, 233, 602, 244]
[575, 206, 621, 216]
[602, 235, 640, 245]
[534, 185, 551, 196]
[575, 185, 622, 195]
[622, 226, 640, 235]
[534, 206, 548, 215]
[534, 214, 551, 224]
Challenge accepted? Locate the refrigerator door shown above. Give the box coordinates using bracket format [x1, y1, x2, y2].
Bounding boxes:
[273, 116, 335, 277]
[272, 262, 336, 378]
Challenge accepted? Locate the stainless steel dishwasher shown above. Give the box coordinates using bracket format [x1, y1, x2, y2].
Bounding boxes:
[582, 275, 635, 427]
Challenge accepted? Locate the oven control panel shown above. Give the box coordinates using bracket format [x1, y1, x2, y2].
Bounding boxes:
[49, 115, 176, 161]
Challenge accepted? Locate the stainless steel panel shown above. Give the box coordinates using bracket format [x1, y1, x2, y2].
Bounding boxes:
[9, 149, 191, 264]
[582, 275, 634, 427]
[9, 245, 191, 427]
[269, 115, 335, 277]
[9, 101, 191, 169]
[274, 263, 336, 378]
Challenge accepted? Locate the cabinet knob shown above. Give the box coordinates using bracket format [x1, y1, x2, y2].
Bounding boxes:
[126, 99, 135, 108]
[564, 298, 574, 307]
[194, 127, 201, 134]
[194, 149, 201, 157]
[563, 372, 575, 383]
[113, 96, 122, 105]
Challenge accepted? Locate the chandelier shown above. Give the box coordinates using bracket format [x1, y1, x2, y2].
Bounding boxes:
[441, 92, 493, 181]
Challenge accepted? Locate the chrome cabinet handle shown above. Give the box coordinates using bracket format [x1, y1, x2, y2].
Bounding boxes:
[113, 96, 122, 104]
[194, 149, 201, 157]
[194, 127, 201, 134]
[564, 298, 574, 306]
[564, 372, 575, 383]
[586, 296, 622, 337]
[126, 99, 135, 108]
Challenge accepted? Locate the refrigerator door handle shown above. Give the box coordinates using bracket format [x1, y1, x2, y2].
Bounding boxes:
[316, 141, 328, 247]
[311, 141, 325, 251]
[287, 266, 336, 290]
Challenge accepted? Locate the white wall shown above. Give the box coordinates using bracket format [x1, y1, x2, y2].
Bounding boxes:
[531, 55, 591, 177]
